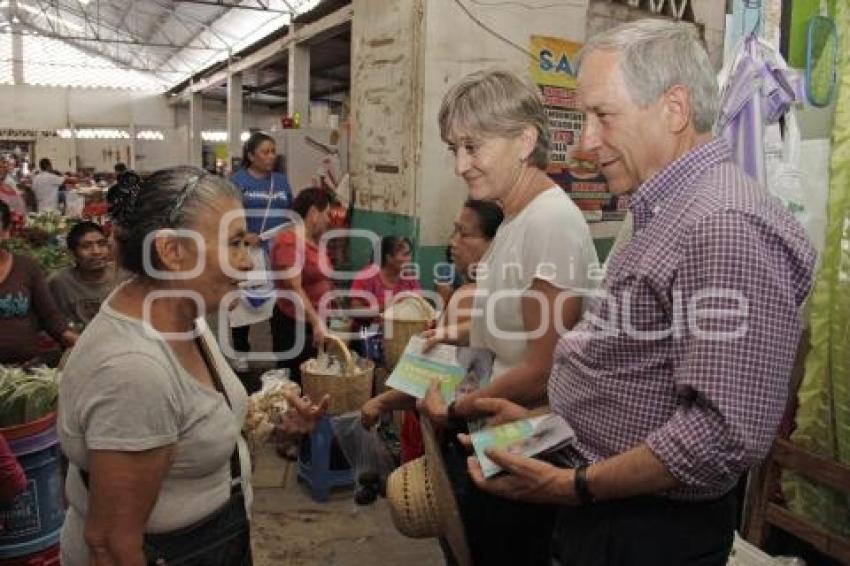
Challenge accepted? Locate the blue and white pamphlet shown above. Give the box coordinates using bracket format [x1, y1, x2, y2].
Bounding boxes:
[385, 335, 493, 403]
[470, 414, 576, 478]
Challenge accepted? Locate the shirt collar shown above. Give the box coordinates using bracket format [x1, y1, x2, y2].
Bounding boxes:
[629, 137, 732, 231]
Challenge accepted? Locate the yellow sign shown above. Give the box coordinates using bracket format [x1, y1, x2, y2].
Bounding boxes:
[530, 35, 582, 88]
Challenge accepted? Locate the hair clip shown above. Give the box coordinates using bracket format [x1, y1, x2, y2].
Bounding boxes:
[167, 173, 205, 226]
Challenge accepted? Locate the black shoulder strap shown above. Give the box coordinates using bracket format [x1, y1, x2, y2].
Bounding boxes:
[195, 334, 243, 496]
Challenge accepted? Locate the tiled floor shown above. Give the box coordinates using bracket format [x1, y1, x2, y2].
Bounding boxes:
[250, 443, 443, 566]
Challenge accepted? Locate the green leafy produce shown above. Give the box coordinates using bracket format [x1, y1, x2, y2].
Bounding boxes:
[0, 365, 60, 427]
[25, 212, 68, 237]
[0, 237, 72, 274]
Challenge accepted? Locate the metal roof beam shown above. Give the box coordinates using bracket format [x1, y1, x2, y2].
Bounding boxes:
[2, 28, 226, 49]
[172, 1, 291, 14]
[18, 6, 166, 77]
[13, 23, 176, 78]
[114, 0, 135, 35]
[149, 0, 237, 47]
[178, 3, 351, 96]
[153, 26, 202, 72]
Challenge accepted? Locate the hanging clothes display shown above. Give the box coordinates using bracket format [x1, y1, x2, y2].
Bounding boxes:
[716, 26, 828, 255]
[716, 34, 803, 187]
[780, 0, 850, 538]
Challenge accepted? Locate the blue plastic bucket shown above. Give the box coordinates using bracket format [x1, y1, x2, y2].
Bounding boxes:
[0, 424, 65, 559]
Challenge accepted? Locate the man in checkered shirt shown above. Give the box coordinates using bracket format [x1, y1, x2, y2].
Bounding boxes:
[466, 19, 816, 565]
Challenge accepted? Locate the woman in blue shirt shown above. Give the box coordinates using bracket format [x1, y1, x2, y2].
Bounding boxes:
[229, 132, 293, 376]
[231, 132, 292, 237]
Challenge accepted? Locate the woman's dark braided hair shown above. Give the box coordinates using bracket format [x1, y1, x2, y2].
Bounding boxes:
[107, 170, 143, 224]
[107, 166, 239, 277]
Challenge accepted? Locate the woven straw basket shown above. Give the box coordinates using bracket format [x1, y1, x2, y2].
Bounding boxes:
[301, 334, 374, 416]
[382, 292, 435, 370]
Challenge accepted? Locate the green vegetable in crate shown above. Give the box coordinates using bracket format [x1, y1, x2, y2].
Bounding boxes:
[0, 365, 61, 427]
[25, 211, 68, 237]
[0, 236, 71, 274]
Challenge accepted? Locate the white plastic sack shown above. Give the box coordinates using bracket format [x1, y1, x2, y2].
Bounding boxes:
[765, 108, 828, 256]
[331, 412, 396, 484]
[228, 246, 275, 328]
[726, 533, 805, 566]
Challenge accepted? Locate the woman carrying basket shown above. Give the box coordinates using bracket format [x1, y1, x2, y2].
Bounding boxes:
[270, 187, 338, 384]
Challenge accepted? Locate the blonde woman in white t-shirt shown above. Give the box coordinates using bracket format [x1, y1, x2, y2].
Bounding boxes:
[418, 69, 598, 566]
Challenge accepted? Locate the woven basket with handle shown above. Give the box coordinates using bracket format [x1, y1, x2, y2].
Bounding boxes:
[301, 334, 375, 415]
[382, 292, 434, 370]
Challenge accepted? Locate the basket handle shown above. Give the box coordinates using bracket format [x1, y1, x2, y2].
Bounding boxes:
[386, 291, 433, 317]
[322, 333, 355, 373]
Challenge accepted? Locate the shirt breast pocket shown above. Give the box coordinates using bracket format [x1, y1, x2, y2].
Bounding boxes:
[604, 270, 675, 340]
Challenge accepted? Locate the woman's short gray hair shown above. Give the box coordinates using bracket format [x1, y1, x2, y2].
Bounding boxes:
[438, 70, 551, 169]
[578, 19, 718, 133]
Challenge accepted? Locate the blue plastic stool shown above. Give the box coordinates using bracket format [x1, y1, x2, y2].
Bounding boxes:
[297, 416, 354, 502]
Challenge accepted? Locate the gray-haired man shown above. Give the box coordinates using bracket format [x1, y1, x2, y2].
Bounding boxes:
[465, 19, 816, 565]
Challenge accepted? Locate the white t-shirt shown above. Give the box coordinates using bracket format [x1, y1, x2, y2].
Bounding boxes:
[31, 171, 64, 212]
[58, 300, 253, 565]
[470, 187, 598, 377]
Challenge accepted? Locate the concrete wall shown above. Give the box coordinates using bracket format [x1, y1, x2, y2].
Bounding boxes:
[347, 0, 590, 286]
[0, 85, 176, 129]
[0, 85, 285, 172]
[174, 100, 285, 133]
[418, 0, 590, 247]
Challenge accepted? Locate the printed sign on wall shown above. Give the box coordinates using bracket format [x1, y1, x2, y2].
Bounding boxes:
[530, 35, 619, 222]
[530, 35, 582, 88]
[530, 35, 584, 167]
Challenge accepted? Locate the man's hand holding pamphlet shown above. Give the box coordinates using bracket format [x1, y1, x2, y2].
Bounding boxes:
[469, 414, 576, 478]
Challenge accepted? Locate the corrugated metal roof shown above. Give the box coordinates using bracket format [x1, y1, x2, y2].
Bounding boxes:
[0, 0, 323, 90]
[22, 33, 167, 90]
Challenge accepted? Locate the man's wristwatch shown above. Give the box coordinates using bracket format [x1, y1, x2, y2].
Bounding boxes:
[574, 464, 595, 505]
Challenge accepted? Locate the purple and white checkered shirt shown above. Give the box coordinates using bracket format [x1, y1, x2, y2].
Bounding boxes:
[549, 137, 816, 500]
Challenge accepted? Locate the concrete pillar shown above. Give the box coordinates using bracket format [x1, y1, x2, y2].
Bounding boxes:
[69, 123, 78, 171]
[128, 123, 136, 170]
[287, 37, 311, 122]
[10, 0, 23, 85]
[226, 71, 243, 171]
[189, 91, 203, 168]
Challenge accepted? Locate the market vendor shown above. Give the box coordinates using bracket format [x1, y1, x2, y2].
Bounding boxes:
[32, 158, 65, 213]
[350, 235, 422, 323]
[57, 166, 328, 566]
[0, 155, 16, 186]
[48, 221, 124, 330]
[464, 20, 817, 566]
[229, 132, 293, 368]
[0, 158, 26, 216]
[0, 201, 77, 365]
[270, 187, 337, 384]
